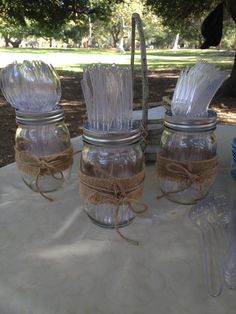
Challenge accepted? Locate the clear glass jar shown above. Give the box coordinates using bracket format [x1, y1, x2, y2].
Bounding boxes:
[157, 110, 218, 204]
[15, 107, 72, 193]
[79, 124, 145, 228]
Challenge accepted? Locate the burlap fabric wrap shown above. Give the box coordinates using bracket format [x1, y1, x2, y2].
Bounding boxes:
[15, 145, 73, 177]
[79, 167, 146, 245]
[15, 145, 73, 200]
[156, 152, 218, 196]
[79, 168, 145, 206]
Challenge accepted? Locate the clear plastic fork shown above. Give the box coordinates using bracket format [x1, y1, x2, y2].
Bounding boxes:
[189, 194, 231, 297]
[224, 206, 236, 290]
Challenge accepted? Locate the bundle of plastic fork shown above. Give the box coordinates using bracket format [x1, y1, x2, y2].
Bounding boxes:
[189, 194, 232, 297]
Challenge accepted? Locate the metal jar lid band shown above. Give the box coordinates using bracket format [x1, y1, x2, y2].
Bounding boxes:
[82, 123, 141, 146]
[15, 106, 65, 125]
[164, 110, 217, 132]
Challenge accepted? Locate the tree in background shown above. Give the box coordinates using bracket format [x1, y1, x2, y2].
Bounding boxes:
[0, 0, 121, 47]
[1, 0, 235, 52]
[0, 0, 235, 83]
[103, 0, 143, 49]
[91, 0, 172, 50]
[0, 0, 120, 26]
[61, 21, 88, 47]
[0, 18, 30, 47]
[146, 0, 236, 96]
[90, 0, 235, 50]
[141, 7, 173, 48]
[221, 16, 236, 49]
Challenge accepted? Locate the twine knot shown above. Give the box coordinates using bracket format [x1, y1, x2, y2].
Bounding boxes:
[79, 166, 147, 245]
[38, 159, 52, 172]
[166, 162, 200, 183]
[156, 152, 218, 200]
[15, 144, 74, 201]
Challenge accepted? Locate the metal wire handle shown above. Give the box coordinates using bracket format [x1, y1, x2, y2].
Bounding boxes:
[131, 13, 149, 130]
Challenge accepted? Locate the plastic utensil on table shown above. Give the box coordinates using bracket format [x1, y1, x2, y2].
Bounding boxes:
[224, 206, 236, 289]
[190, 206, 223, 296]
[224, 234, 236, 289]
[189, 194, 230, 297]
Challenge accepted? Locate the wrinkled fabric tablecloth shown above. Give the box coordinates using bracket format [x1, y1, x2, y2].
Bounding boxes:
[0, 125, 236, 314]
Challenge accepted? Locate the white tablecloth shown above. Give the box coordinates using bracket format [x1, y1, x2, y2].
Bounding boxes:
[0, 125, 236, 314]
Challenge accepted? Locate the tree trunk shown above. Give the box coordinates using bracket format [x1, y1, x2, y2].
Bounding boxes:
[124, 31, 132, 51]
[3, 35, 10, 47]
[219, 0, 236, 96]
[218, 54, 236, 97]
[110, 33, 116, 47]
[172, 33, 179, 50]
[88, 17, 93, 47]
[110, 32, 120, 48]
[225, 0, 236, 23]
[198, 33, 203, 48]
[232, 35, 236, 50]
[9, 37, 23, 48]
[10, 41, 21, 48]
[117, 37, 125, 52]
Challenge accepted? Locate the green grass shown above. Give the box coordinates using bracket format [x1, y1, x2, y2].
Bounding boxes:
[0, 47, 120, 54]
[0, 47, 234, 72]
[146, 49, 233, 70]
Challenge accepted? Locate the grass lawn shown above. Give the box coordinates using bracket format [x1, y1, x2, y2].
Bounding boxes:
[0, 47, 234, 72]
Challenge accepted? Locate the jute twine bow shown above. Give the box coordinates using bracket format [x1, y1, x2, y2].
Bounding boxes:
[156, 152, 218, 200]
[15, 145, 74, 201]
[79, 165, 147, 245]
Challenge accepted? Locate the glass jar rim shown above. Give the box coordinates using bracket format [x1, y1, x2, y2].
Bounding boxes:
[164, 110, 217, 132]
[82, 121, 141, 146]
[15, 106, 64, 125]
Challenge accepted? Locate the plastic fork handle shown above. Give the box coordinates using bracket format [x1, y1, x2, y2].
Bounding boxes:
[202, 227, 223, 297]
[224, 234, 236, 290]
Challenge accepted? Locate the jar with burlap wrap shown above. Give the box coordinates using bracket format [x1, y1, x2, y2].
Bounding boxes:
[79, 123, 145, 228]
[156, 110, 218, 204]
[15, 107, 73, 196]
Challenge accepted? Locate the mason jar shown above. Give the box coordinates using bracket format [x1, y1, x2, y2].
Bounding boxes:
[79, 124, 145, 228]
[156, 110, 218, 204]
[15, 107, 73, 194]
